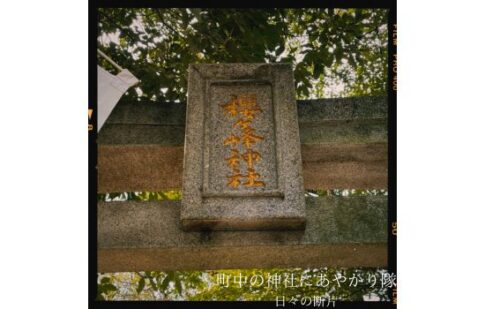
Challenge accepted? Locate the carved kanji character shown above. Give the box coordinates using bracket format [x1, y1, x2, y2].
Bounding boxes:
[239, 106, 262, 120]
[224, 149, 240, 170]
[240, 127, 264, 148]
[244, 168, 265, 187]
[233, 118, 253, 130]
[220, 95, 239, 117]
[223, 134, 240, 147]
[242, 149, 262, 169]
[227, 172, 243, 188]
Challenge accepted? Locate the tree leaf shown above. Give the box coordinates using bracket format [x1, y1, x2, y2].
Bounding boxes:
[175, 277, 183, 294]
[136, 278, 146, 294]
[104, 284, 117, 292]
[160, 273, 172, 291]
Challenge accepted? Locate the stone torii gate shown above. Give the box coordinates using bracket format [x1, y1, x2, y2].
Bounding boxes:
[97, 63, 388, 272]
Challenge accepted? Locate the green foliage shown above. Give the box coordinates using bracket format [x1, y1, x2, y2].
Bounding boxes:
[98, 189, 386, 202]
[98, 268, 391, 301]
[191, 268, 390, 301]
[306, 189, 388, 197]
[97, 190, 181, 202]
[98, 8, 388, 101]
[98, 189, 387, 202]
[97, 190, 390, 301]
[96, 276, 117, 300]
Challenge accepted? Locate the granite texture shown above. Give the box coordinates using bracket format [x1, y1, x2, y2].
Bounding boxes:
[97, 96, 388, 192]
[102, 96, 387, 126]
[99, 244, 387, 272]
[98, 143, 387, 192]
[207, 83, 278, 192]
[99, 196, 387, 248]
[98, 96, 387, 145]
[181, 64, 306, 231]
[99, 119, 386, 146]
[297, 96, 387, 122]
[97, 196, 387, 271]
[301, 142, 388, 189]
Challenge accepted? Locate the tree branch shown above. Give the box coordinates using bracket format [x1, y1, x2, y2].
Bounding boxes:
[98, 10, 139, 43]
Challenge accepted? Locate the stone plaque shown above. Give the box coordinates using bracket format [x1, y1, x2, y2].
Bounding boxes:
[181, 63, 305, 231]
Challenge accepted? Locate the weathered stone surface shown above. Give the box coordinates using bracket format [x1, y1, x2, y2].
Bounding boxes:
[99, 118, 386, 146]
[181, 64, 306, 231]
[104, 100, 186, 125]
[98, 124, 185, 145]
[101, 96, 386, 127]
[97, 143, 388, 192]
[97, 196, 387, 271]
[98, 145, 184, 192]
[299, 119, 387, 145]
[97, 96, 388, 192]
[99, 245, 387, 272]
[301, 143, 388, 189]
[297, 96, 387, 122]
[98, 96, 387, 145]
